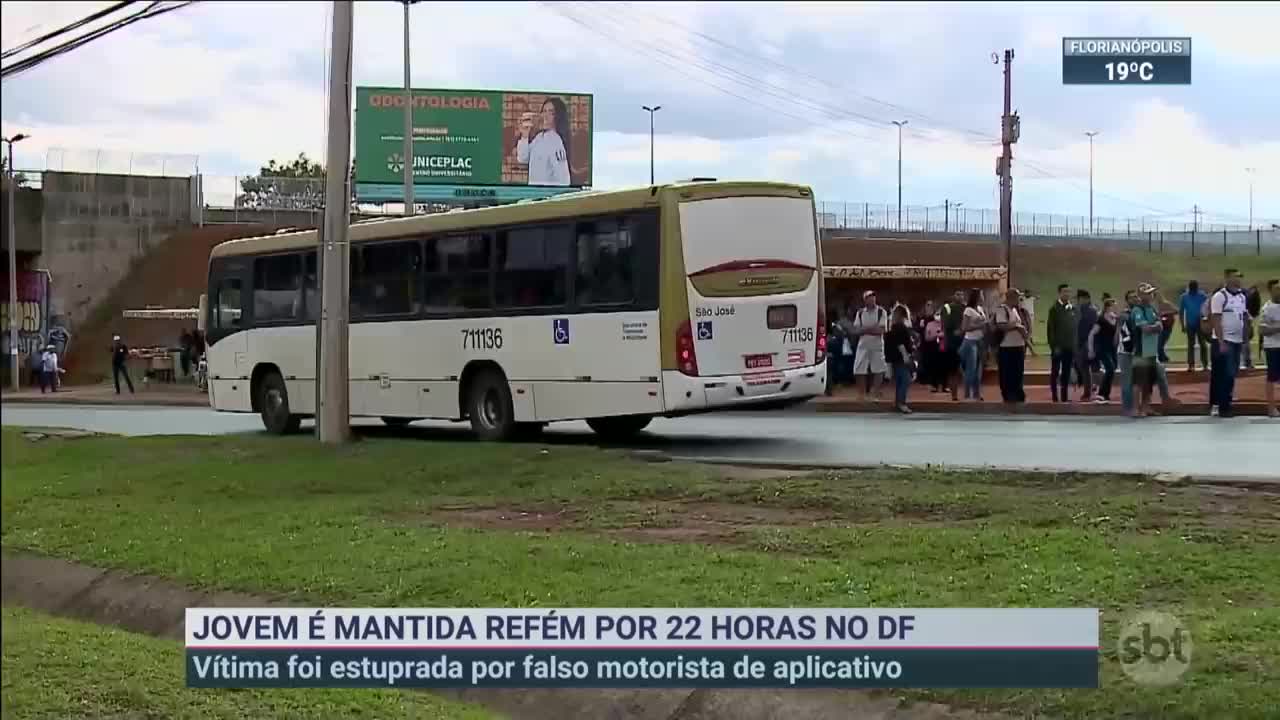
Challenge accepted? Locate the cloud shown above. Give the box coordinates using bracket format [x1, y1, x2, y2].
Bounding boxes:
[2, 0, 1277, 226]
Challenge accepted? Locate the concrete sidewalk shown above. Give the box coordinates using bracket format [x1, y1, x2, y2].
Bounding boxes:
[0, 383, 208, 408]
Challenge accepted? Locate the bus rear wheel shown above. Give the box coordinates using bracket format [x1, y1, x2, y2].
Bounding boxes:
[586, 415, 652, 440]
[467, 370, 516, 441]
[258, 371, 301, 435]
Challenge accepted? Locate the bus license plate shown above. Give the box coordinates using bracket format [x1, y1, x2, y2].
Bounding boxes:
[744, 354, 774, 369]
[767, 305, 797, 329]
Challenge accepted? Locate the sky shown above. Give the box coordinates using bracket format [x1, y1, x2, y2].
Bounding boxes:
[2, 0, 1278, 228]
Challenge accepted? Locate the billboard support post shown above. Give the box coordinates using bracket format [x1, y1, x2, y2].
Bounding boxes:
[402, 1, 414, 217]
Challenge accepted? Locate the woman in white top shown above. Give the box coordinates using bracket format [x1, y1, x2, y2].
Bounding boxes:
[959, 289, 987, 400]
[514, 97, 572, 186]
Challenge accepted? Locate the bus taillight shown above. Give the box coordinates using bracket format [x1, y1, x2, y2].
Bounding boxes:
[815, 307, 827, 364]
[677, 319, 699, 376]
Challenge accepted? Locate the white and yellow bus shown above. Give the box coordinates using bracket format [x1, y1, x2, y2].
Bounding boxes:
[204, 180, 827, 440]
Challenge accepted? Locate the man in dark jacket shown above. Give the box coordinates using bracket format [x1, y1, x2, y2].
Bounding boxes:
[1075, 289, 1098, 400]
[111, 335, 135, 394]
[1047, 284, 1079, 402]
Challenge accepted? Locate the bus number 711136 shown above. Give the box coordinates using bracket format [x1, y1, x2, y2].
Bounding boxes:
[780, 327, 813, 343]
[462, 327, 503, 350]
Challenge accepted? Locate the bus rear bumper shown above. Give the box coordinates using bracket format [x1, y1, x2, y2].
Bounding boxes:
[661, 361, 827, 413]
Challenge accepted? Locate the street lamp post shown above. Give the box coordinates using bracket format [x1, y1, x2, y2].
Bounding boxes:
[891, 120, 908, 230]
[1085, 131, 1099, 234]
[3, 132, 29, 392]
[642, 105, 661, 185]
[1245, 167, 1256, 230]
[402, 0, 420, 216]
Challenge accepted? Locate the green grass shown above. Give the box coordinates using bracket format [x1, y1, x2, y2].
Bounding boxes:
[0, 606, 496, 720]
[3, 429, 1278, 719]
[1015, 246, 1280, 354]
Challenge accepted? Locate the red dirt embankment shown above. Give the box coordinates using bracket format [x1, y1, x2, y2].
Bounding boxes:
[64, 224, 283, 382]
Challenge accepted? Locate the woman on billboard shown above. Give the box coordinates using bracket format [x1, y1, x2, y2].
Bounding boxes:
[514, 97, 572, 186]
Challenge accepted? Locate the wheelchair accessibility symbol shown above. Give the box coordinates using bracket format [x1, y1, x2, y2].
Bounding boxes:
[697, 320, 713, 340]
[553, 318, 570, 345]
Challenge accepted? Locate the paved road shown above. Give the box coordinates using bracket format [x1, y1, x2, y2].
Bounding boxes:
[3, 403, 1277, 479]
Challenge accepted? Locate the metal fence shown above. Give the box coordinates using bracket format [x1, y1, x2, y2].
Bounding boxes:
[42, 147, 199, 178]
[817, 201, 1279, 256]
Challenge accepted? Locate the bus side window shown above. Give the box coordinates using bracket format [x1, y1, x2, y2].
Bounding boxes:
[216, 279, 243, 329]
[576, 217, 634, 306]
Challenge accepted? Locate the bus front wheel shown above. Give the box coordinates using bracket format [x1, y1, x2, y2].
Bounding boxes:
[586, 415, 652, 440]
[467, 370, 516, 441]
[259, 371, 301, 435]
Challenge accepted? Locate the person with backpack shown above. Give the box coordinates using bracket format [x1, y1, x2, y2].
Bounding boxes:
[940, 289, 966, 401]
[849, 290, 888, 402]
[1209, 269, 1250, 418]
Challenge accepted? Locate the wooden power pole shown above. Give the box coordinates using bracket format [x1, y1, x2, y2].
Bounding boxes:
[318, 0, 354, 444]
[997, 49, 1018, 285]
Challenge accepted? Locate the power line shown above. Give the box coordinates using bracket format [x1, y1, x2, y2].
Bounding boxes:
[1, 2, 195, 80]
[1, 1, 138, 61]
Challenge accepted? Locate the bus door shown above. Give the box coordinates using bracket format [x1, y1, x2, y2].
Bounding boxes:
[206, 257, 251, 411]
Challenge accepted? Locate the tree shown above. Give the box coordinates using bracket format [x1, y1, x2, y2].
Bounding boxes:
[236, 152, 355, 210]
[0, 156, 29, 189]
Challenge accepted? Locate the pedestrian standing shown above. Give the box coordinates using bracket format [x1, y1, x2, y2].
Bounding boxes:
[994, 288, 1031, 405]
[1075, 289, 1098, 400]
[1209, 269, 1249, 418]
[1179, 281, 1209, 371]
[111, 335, 136, 395]
[885, 306, 916, 414]
[941, 289, 966, 401]
[959, 289, 987, 401]
[1117, 291, 1138, 413]
[1047, 284, 1078, 403]
[1130, 284, 1164, 418]
[850, 291, 888, 402]
[1088, 297, 1119, 403]
[1259, 280, 1280, 418]
[1244, 285, 1262, 369]
[39, 345, 61, 393]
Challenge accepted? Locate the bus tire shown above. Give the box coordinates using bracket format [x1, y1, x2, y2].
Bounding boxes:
[467, 370, 516, 441]
[586, 415, 652, 440]
[381, 417, 418, 428]
[259, 371, 301, 435]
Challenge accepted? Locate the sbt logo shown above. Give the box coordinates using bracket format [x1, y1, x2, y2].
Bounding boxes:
[1117, 611, 1192, 686]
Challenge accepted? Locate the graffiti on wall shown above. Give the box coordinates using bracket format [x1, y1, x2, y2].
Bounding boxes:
[0, 271, 52, 359]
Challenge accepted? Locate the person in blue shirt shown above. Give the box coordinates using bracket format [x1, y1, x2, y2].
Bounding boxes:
[1179, 280, 1209, 371]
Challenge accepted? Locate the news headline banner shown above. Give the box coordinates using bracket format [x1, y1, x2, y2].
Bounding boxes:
[186, 608, 1099, 689]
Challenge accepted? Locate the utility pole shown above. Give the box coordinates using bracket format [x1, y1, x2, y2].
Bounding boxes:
[1249, 166, 1259, 228]
[3, 132, 29, 392]
[318, 0, 354, 444]
[891, 120, 908, 230]
[1085, 131, 1099, 234]
[402, 0, 417, 216]
[642, 105, 661, 185]
[997, 50, 1017, 282]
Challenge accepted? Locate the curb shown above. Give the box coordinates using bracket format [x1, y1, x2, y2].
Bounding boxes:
[811, 399, 1274, 417]
[659, 456, 1280, 486]
[1, 395, 208, 409]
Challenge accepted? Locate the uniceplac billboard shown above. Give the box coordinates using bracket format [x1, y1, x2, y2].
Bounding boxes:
[354, 87, 593, 200]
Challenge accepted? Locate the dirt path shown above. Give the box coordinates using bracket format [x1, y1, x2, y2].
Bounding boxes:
[1, 551, 1019, 720]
